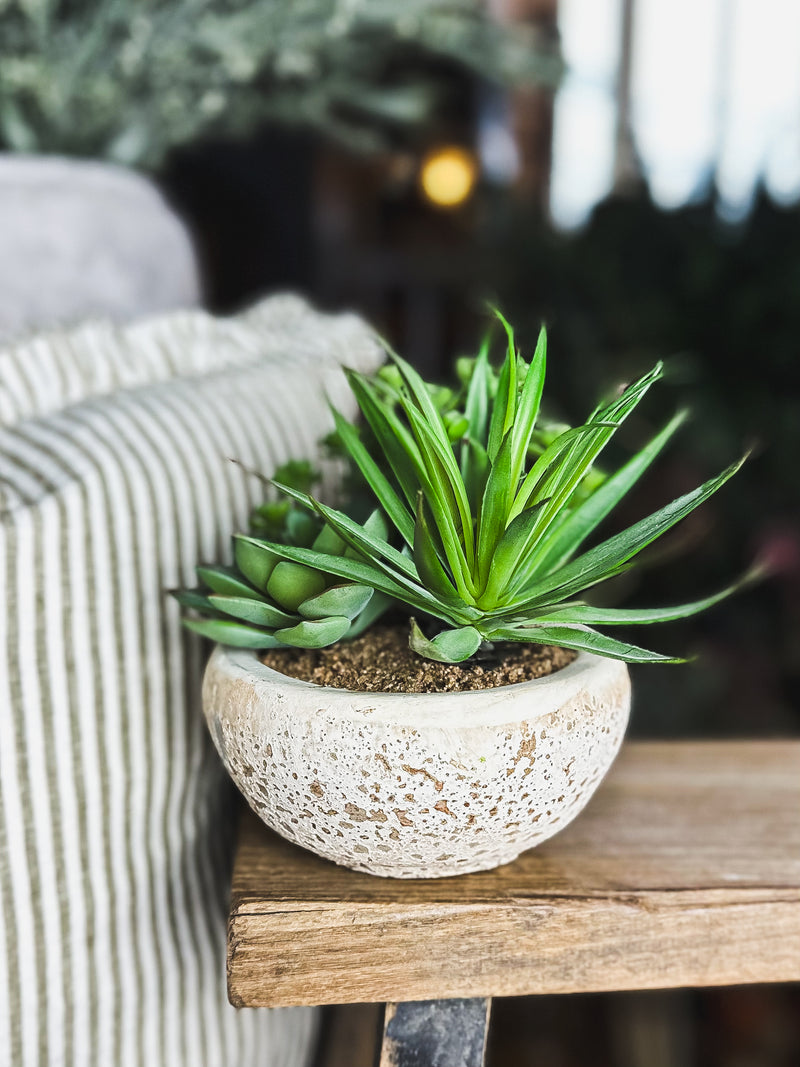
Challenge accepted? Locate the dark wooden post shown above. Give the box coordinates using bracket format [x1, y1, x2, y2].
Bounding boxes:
[378, 998, 491, 1067]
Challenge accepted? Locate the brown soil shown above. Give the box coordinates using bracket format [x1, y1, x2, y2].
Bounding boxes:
[260, 624, 576, 693]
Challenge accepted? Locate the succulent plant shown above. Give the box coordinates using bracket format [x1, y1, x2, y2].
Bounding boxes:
[176, 476, 393, 649]
[179, 311, 755, 663]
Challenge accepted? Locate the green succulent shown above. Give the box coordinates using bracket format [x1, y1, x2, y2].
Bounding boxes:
[179, 310, 755, 663]
[176, 507, 392, 650]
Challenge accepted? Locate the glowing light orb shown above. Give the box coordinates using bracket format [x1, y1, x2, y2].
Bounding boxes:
[419, 146, 478, 208]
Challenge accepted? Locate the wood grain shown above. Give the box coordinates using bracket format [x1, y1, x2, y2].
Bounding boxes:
[228, 741, 800, 1007]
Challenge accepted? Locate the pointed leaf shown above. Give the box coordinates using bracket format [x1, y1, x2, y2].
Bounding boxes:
[476, 430, 515, 585]
[462, 339, 491, 455]
[388, 348, 460, 459]
[534, 410, 689, 573]
[506, 364, 666, 562]
[402, 401, 475, 567]
[330, 405, 415, 547]
[461, 437, 490, 515]
[486, 623, 685, 664]
[355, 372, 474, 597]
[413, 494, 462, 605]
[539, 566, 761, 626]
[508, 422, 619, 522]
[501, 454, 748, 613]
[477, 499, 551, 608]
[486, 317, 517, 462]
[508, 325, 547, 489]
[345, 368, 422, 509]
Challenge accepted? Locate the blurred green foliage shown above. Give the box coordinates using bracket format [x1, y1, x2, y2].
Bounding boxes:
[0, 0, 559, 166]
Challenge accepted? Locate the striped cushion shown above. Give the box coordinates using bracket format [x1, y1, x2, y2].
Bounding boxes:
[0, 295, 383, 1067]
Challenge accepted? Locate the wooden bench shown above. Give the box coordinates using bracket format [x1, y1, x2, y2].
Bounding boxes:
[227, 741, 800, 1065]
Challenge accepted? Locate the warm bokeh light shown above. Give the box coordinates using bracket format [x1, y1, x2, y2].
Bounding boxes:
[419, 145, 478, 208]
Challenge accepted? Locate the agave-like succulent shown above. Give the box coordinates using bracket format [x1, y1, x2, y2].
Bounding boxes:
[180, 312, 754, 663]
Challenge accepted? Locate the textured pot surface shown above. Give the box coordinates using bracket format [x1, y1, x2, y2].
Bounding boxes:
[204, 647, 631, 878]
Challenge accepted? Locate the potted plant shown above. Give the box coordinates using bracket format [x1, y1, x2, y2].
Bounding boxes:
[185, 312, 754, 878]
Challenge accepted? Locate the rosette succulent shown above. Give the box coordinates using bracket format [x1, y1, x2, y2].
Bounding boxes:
[178, 311, 754, 663]
[176, 482, 392, 649]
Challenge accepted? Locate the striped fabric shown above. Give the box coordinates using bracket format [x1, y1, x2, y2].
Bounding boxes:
[0, 295, 383, 1067]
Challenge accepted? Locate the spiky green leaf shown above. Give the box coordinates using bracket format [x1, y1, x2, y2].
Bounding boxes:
[485, 623, 685, 664]
[330, 405, 415, 547]
[534, 409, 689, 573]
[413, 493, 462, 605]
[503, 454, 747, 613]
[539, 566, 760, 627]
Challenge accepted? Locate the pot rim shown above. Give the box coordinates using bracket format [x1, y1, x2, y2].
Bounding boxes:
[205, 645, 630, 730]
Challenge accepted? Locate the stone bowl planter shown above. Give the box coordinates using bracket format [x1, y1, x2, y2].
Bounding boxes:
[203, 646, 631, 878]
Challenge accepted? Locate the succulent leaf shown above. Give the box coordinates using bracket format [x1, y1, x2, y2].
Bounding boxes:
[207, 595, 295, 628]
[196, 565, 261, 599]
[234, 539, 280, 591]
[409, 621, 482, 663]
[311, 523, 347, 555]
[298, 584, 374, 620]
[183, 618, 286, 649]
[173, 589, 220, 614]
[267, 562, 327, 612]
[274, 616, 352, 648]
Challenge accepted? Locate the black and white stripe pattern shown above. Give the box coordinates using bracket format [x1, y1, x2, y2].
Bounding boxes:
[0, 295, 383, 1067]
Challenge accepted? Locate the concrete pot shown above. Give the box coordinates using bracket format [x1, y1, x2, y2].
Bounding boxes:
[0, 155, 200, 341]
[203, 645, 631, 878]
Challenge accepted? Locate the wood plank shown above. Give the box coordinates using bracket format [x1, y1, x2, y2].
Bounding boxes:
[228, 741, 800, 1007]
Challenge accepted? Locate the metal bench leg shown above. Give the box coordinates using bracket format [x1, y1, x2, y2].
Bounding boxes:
[378, 998, 492, 1067]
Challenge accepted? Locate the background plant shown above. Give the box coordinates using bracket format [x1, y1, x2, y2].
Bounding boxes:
[180, 313, 753, 664]
[0, 0, 559, 166]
